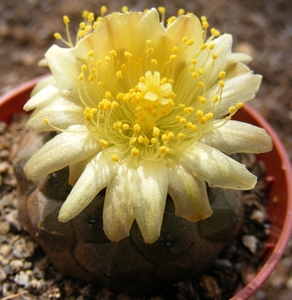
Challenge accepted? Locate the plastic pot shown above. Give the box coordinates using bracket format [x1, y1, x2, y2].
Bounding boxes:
[1, 76, 291, 299]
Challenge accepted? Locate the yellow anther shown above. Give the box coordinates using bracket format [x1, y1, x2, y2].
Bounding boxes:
[192, 125, 197, 131]
[95, 60, 101, 66]
[179, 103, 186, 108]
[201, 16, 207, 22]
[111, 101, 118, 109]
[151, 59, 158, 66]
[53, 32, 62, 39]
[131, 148, 139, 156]
[122, 123, 129, 130]
[184, 107, 194, 113]
[146, 47, 154, 54]
[133, 124, 141, 133]
[196, 109, 204, 118]
[122, 6, 128, 13]
[116, 70, 123, 79]
[112, 155, 119, 162]
[151, 138, 157, 144]
[187, 122, 193, 128]
[98, 81, 104, 87]
[138, 135, 144, 143]
[187, 39, 194, 46]
[212, 53, 218, 60]
[63, 16, 70, 24]
[78, 30, 86, 38]
[131, 137, 137, 145]
[167, 132, 175, 140]
[219, 80, 225, 88]
[169, 54, 177, 61]
[178, 132, 185, 139]
[192, 72, 198, 78]
[99, 139, 108, 147]
[116, 93, 124, 101]
[84, 107, 92, 121]
[197, 81, 204, 88]
[105, 56, 111, 63]
[100, 6, 107, 16]
[211, 28, 220, 37]
[178, 8, 185, 16]
[200, 44, 207, 50]
[158, 6, 166, 14]
[110, 50, 117, 57]
[81, 64, 87, 71]
[237, 102, 244, 108]
[167, 16, 176, 26]
[124, 51, 133, 59]
[121, 64, 127, 72]
[160, 146, 170, 154]
[200, 117, 207, 124]
[88, 12, 94, 22]
[229, 106, 236, 114]
[202, 21, 209, 29]
[199, 96, 206, 104]
[85, 25, 92, 32]
[91, 67, 97, 74]
[88, 74, 95, 82]
[179, 118, 187, 124]
[172, 47, 178, 53]
[146, 39, 152, 46]
[182, 36, 188, 43]
[82, 10, 89, 18]
[153, 127, 160, 138]
[212, 95, 219, 103]
[161, 134, 168, 142]
[78, 73, 84, 81]
[205, 112, 213, 120]
[43, 118, 49, 124]
[88, 50, 94, 57]
[209, 43, 215, 50]
[219, 71, 226, 79]
[79, 22, 85, 29]
[191, 59, 197, 65]
[198, 68, 204, 75]
[189, 66, 195, 72]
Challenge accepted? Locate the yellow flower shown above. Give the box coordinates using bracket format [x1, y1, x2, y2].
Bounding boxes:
[23, 8, 272, 243]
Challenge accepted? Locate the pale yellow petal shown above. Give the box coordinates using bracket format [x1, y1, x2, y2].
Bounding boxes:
[58, 147, 119, 222]
[103, 162, 135, 242]
[133, 160, 168, 243]
[24, 125, 100, 180]
[167, 159, 212, 222]
[201, 120, 273, 154]
[26, 98, 84, 133]
[180, 141, 257, 190]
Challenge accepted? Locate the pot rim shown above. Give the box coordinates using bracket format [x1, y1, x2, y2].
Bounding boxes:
[1, 75, 292, 299]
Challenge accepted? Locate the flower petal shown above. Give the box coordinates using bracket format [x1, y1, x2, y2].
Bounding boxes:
[45, 45, 80, 101]
[133, 160, 168, 243]
[209, 72, 262, 117]
[103, 161, 136, 242]
[26, 97, 84, 133]
[201, 120, 272, 154]
[58, 147, 119, 222]
[24, 83, 60, 111]
[167, 159, 212, 222]
[180, 141, 257, 190]
[24, 125, 100, 180]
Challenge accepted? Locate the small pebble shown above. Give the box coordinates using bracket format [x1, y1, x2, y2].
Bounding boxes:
[13, 237, 36, 259]
[242, 235, 258, 254]
[0, 161, 10, 173]
[14, 270, 31, 286]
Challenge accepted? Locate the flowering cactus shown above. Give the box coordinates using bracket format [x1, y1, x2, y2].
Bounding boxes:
[23, 7, 272, 243]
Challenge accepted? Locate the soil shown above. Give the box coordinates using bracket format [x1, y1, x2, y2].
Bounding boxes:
[1, 0, 292, 299]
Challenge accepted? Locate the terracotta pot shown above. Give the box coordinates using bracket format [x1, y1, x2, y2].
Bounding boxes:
[1, 76, 292, 299]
